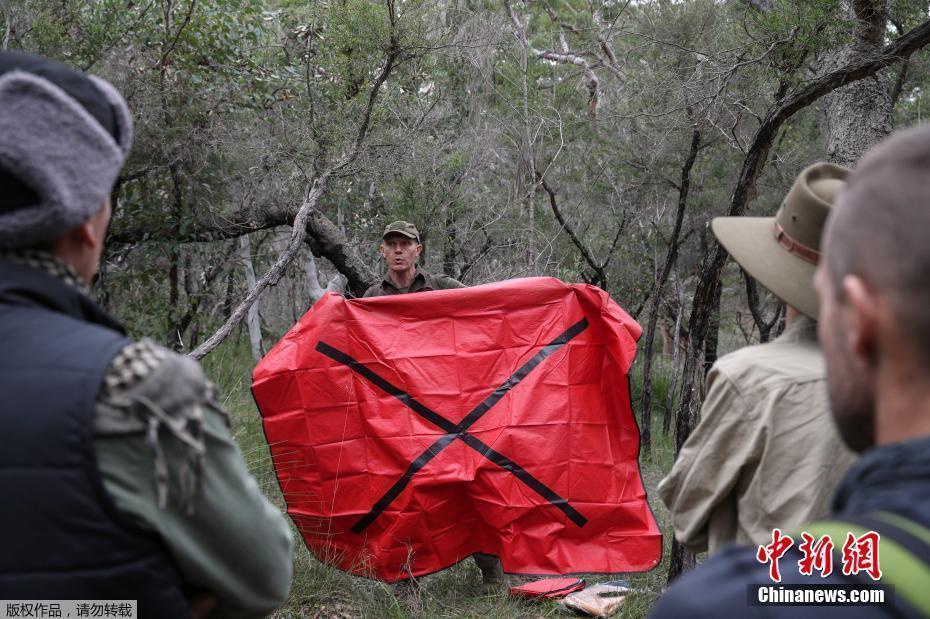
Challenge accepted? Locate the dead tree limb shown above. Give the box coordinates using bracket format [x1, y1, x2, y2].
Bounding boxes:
[189, 4, 400, 360]
[109, 193, 377, 296]
[533, 49, 600, 117]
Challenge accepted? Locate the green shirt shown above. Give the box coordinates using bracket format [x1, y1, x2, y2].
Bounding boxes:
[362, 267, 465, 297]
[4, 250, 293, 618]
[94, 350, 294, 618]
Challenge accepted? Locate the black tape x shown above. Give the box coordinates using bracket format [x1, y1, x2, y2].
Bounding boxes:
[316, 317, 589, 534]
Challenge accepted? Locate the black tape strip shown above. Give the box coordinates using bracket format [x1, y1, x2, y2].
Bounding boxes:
[317, 317, 590, 533]
[458, 433, 588, 527]
[350, 433, 459, 534]
[316, 341, 458, 433]
[452, 318, 589, 433]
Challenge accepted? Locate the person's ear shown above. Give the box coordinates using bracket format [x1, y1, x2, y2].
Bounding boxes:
[75, 218, 98, 249]
[378, 243, 387, 259]
[842, 274, 879, 368]
[414, 243, 423, 256]
[76, 199, 110, 250]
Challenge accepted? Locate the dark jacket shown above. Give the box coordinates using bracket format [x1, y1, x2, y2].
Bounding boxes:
[363, 267, 465, 298]
[650, 435, 930, 618]
[0, 260, 190, 618]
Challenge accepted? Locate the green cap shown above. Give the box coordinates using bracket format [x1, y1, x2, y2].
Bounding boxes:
[382, 220, 420, 242]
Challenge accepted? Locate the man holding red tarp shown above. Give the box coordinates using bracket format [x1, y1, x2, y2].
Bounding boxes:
[253, 277, 661, 582]
[363, 220, 501, 586]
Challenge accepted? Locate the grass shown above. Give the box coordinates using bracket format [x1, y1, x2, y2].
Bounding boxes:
[202, 335, 680, 618]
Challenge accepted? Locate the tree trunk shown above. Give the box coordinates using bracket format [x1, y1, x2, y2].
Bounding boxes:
[823, 1, 892, 167]
[667, 329, 706, 582]
[306, 252, 326, 304]
[743, 269, 783, 343]
[443, 209, 457, 277]
[222, 270, 234, 321]
[504, 1, 538, 269]
[239, 235, 264, 363]
[307, 253, 346, 306]
[663, 272, 685, 435]
[703, 284, 722, 374]
[168, 247, 181, 350]
[667, 537, 698, 584]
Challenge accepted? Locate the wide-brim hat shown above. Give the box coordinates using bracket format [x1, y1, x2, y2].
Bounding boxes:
[711, 162, 850, 319]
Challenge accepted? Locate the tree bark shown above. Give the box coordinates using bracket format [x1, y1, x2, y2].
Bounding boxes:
[703, 283, 722, 373]
[823, 1, 892, 167]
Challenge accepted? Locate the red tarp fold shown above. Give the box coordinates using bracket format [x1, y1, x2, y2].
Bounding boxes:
[253, 277, 661, 582]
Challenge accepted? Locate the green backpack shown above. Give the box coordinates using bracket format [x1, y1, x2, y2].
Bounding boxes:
[801, 511, 930, 616]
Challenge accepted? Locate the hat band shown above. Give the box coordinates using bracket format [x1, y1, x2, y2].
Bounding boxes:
[773, 221, 820, 265]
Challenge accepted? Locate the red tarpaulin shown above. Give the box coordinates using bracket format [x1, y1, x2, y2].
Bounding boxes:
[253, 277, 661, 582]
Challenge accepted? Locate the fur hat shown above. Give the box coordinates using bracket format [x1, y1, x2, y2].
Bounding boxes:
[0, 51, 133, 248]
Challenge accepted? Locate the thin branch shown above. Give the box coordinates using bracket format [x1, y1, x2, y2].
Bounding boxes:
[158, 0, 197, 70]
[458, 234, 494, 281]
[742, 268, 781, 342]
[540, 176, 606, 287]
[639, 113, 701, 455]
[601, 210, 628, 270]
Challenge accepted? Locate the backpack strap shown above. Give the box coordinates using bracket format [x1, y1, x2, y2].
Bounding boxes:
[801, 511, 930, 617]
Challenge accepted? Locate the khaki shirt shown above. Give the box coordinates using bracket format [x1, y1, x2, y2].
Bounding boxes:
[658, 317, 856, 554]
[363, 266, 465, 297]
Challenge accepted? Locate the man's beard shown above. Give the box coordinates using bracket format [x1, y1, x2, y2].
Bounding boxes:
[830, 391, 875, 452]
[826, 348, 876, 452]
